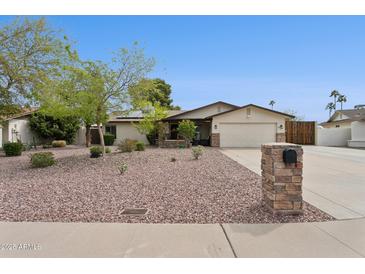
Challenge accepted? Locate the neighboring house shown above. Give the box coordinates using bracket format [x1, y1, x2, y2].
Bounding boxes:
[106, 101, 294, 148]
[0, 109, 86, 147]
[0, 109, 38, 148]
[319, 108, 365, 148]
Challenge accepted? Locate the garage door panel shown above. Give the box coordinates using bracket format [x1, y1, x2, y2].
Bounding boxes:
[220, 123, 276, 148]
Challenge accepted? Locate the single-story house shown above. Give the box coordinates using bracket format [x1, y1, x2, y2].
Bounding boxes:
[106, 101, 294, 148]
[1, 101, 294, 149]
[319, 108, 365, 148]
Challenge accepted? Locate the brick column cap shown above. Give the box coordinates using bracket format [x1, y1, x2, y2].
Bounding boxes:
[262, 142, 301, 148]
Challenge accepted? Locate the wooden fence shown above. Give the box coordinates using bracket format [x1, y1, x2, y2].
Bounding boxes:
[285, 121, 316, 145]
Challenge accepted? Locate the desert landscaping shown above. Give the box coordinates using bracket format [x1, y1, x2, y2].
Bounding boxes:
[0, 146, 334, 224]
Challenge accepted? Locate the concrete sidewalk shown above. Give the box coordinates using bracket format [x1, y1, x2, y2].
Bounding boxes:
[0, 219, 364, 257]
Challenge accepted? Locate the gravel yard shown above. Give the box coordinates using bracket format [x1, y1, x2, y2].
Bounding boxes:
[0, 146, 334, 223]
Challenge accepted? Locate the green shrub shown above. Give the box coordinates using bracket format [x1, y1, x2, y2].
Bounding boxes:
[192, 145, 204, 160]
[3, 142, 23, 156]
[178, 143, 186, 149]
[177, 120, 196, 145]
[118, 162, 128, 174]
[118, 139, 137, 153]
[135, 141, 145, 151]
[30, 152, 55, 168]
[52, 140, 66, 147]
[105, 147, 112, 154]
[29, 113, 80, 144]
[90, 146, 103, 158]
[103, 133, 115, 146]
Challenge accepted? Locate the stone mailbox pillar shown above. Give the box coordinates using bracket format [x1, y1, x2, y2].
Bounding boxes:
[261, 143, 303, 215]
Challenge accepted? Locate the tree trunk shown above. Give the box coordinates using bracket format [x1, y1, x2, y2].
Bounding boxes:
[85, 125, 91, 147]
[97, 123, 105, 155]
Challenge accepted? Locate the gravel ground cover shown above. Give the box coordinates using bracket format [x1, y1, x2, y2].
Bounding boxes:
[0, 146, 334, 223]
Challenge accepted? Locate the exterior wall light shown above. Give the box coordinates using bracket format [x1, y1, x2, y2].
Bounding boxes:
[214, 124, 218, 130]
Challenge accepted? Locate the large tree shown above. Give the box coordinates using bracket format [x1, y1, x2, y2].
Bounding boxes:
[325, 102, 336, 118]
[39, 43, 155, 153]
[337, 94, 347, 110]
[129, 78, 180, 110]
[87, 45, 155, 153]
[134, 101, 168, 145]
[0, 17, 68, 122]
[36, 64, 98, 147]
[330, 90, 340, 110]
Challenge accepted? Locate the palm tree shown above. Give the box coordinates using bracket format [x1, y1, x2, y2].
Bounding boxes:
[269, 100, 276, 110]
[330, 90, 340, 110]
[325, 102, 336, 118]
[337, 94, 347, 110]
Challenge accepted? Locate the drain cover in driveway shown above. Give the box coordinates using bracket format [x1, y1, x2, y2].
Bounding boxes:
[121, 208, 148, 215]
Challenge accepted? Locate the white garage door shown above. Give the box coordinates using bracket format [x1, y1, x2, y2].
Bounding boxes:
[220, 123, 276, 148]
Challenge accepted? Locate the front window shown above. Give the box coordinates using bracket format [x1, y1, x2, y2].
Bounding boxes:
[105, 125, 116, 138]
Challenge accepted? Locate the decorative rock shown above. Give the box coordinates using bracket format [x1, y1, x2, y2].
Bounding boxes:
[159, 139, 186, 148]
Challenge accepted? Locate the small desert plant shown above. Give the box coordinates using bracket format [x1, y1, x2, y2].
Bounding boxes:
[103, 133, 115, 146]
[105, 147, 112, 154]
[118, 139, 137, 153]
[90, 146, 103, 158]
[52, 140, 66, 147]
[135, 141, 145, 151]
[118, 163, 128, 174]
[3, 142, 23, 156]
[30, 152, 55, 168]
[192, 145, 204, 160]
[178, 143, 186, 149]
[170, 157, 177, 162]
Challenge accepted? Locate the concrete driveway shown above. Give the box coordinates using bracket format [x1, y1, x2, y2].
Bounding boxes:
[221, 146, 365, 220]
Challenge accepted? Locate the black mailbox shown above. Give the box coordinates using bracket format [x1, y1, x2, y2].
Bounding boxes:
[283, 148, 297, 164]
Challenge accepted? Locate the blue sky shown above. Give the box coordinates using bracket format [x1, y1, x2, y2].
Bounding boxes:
[2, 16, 365, 121]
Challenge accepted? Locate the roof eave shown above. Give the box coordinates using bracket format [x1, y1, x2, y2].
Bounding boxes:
[164, 101, 239, 120]
[206, 104, 295, 119]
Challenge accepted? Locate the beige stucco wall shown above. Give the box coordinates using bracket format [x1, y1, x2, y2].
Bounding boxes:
[350, 121, 365, 140]
[211, 106, 287, 147]
[7, 118, 38, 145]
[316, 127, 351, 147]
[112, 123, 148, 144]
[212, 106, 286, 134]
[173, 103, 236, 120]
[348, 121, 365, 148]
[2, 123, 9, 145]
